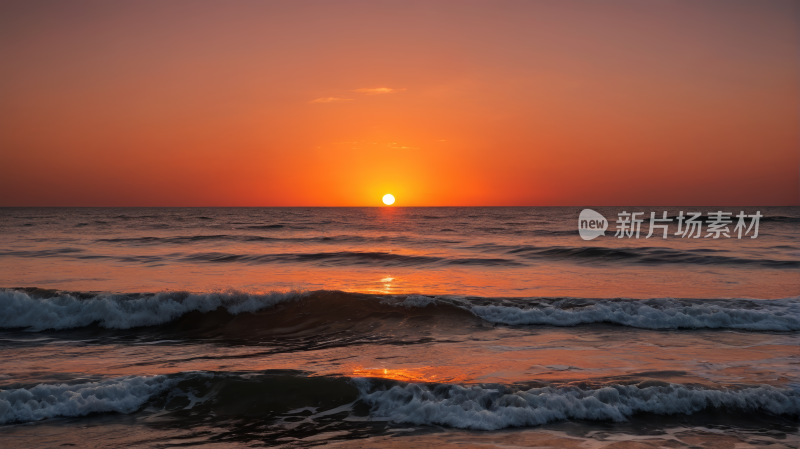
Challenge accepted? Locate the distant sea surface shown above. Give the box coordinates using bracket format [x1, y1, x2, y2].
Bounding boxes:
[1, 207, 798, 448]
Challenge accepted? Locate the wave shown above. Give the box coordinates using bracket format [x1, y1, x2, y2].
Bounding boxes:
[509, 245, 800, 268]
[5, 244, 793, 268]
[0, 248, 86, 258]
[0, 290, 305, 331]
[96, 234, 463, 246]
[354, 379, 800, 430]
[180, 251, 522, 267]
[391, 295, 800, 331]
[458, 242, 798, 267]
[2, 371, 798, 428]
[112, 214, 161, 220]
[246, 224, 285, 229]
[0, 248, 520, 267]
[0, 375, 173, 424]
[98, 235, 231, 244]
[1, 289, 798, 334]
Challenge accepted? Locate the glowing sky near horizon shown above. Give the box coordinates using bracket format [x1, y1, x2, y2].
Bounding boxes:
[0, 0, 797, 206]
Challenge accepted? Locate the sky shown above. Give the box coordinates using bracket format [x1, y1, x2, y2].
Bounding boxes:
[1, 0, 798, 206]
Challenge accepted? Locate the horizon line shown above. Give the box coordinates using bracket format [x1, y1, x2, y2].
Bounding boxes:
[1, 205, 797, 208]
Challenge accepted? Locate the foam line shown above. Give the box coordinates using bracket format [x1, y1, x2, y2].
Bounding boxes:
[0, 290, 305, 331]
[0, 375, 173, 424]
[390, 295, 800, 331]
[353, 379, 800, 430]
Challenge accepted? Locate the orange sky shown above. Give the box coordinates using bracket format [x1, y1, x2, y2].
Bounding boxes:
[1, 0, 798, 206]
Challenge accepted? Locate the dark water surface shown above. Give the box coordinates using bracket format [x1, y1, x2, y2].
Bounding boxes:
[0, 207, 798, 448]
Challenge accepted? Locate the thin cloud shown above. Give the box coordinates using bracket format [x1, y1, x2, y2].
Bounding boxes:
[352, 87, 406, 95]
[388, 143, 417, 150]
[310, 97, 354, 103]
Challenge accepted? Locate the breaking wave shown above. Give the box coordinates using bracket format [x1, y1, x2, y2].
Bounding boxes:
[0, 375, 173, 424]
[2, 371, 798, 427]
[354, 379, 800, 430]
[384, 294, 800, 331]
[1, 289, 798, 333]
[461, 296, 800, 331]
[0, 290, 305, 331]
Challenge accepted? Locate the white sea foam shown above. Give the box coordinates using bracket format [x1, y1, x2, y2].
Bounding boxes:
[383, 294, 439, 309]
[3, 373, 799, 428]
[469, 297, 800, 331]
[387, 295, 800, 331]
[3, 290, 799, 332]
[0, 290, 306, 331]
[0, 375, 174, 424]
[353, 380, 800, 430]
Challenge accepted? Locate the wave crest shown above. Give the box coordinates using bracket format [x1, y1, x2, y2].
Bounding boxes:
[354, 380, 800, 430]
[386, 295, 800, 331]
[2, 289, 799, 333]
[0, 375, 173, 424]
[0, 290, 305, 331]
[3, 372, 798, 428]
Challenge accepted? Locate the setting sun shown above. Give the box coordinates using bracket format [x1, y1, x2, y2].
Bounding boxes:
[382, 194, 395, 205]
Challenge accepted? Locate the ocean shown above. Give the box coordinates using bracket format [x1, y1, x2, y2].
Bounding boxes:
[0, 207, 798, 448]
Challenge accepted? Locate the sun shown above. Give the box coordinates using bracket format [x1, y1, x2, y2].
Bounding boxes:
[382, 194, 395, 205]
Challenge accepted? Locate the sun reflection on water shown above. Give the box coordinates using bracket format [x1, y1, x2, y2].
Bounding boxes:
[351, 366, 468, 383]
